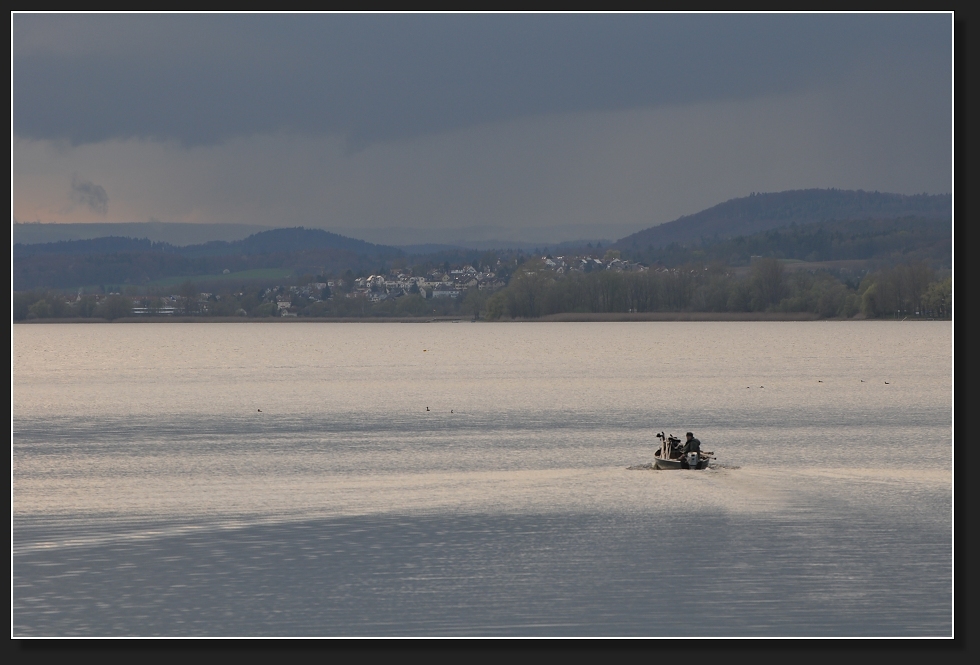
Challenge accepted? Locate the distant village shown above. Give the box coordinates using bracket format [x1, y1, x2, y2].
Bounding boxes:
[61, 253, 651, 317]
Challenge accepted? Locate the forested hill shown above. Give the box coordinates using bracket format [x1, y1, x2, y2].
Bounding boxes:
[177, 228, 398, 258]
[14, 227, 398, 259]
[13, 228, 404, 290]
[623, 216, 950, 269]
[615, 189, 951, 251]
[13, 236, 167, 258]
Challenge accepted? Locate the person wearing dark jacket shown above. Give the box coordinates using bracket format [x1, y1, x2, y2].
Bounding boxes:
[682, 432, 701, 454]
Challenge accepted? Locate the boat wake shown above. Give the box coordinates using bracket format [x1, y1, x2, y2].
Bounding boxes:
[627, 461, 740, 471]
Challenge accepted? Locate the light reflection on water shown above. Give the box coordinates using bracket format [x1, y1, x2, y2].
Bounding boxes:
[13, 322, 952, 636]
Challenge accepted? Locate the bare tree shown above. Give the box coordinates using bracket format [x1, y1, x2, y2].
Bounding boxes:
[751, 258, 785, 308]
[179, 281, 199, 315]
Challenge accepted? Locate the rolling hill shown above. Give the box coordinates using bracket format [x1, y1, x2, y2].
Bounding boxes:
[13, 228, 403, 291]
[614, 189, 951, 251]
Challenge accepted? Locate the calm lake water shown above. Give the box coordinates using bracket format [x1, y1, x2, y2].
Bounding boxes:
[12, 321, 952, 636]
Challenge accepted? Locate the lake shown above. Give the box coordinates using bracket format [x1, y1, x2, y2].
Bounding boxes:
[12, 321, 952, 636]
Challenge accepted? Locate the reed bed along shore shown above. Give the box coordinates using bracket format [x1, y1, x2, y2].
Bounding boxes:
[13, 311, 867, 324]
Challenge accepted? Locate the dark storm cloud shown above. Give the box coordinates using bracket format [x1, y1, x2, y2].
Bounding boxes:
[70, 174, 108, 215]
[12, 14, 951, 147]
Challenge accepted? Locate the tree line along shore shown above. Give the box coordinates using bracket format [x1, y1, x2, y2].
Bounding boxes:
[14, 256, 951, 322]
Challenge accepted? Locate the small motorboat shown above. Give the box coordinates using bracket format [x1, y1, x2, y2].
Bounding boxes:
[653, 431, 713, 470]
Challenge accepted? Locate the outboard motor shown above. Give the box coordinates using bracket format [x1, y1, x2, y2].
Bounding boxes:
[686, 452, 699, 469]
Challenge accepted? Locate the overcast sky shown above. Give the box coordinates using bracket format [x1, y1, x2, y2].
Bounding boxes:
[12, 13, 953, 244]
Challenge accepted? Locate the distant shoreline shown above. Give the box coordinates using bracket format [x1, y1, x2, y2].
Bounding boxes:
[14, 312, 942, 324]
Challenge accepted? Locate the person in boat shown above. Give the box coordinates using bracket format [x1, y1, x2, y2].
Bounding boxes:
[681, 432, 701, 455]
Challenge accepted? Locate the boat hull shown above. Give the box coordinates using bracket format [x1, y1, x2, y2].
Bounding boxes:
[653, 453, 710, 470]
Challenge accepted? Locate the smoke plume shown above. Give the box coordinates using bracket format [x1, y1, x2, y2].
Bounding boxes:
[70, 174, 108, 215]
